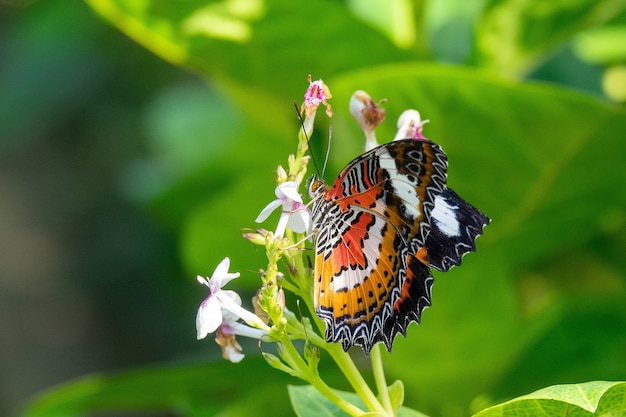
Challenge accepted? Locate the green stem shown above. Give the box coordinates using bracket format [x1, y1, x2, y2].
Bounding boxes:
[294, 281, 386, 414]
[279, 337, 365, 416]
[308, 375, 366, 417]
[326, 344, 387, 415]
[371, 344, 393, 415]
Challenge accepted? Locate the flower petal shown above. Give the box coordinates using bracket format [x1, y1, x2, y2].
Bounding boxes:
[287, 209, 311, 234]
[393, 109, 428, 141]
[220, 311, 267, 339]
[196, 296, 223, 339]
[221, 289, 242, 306]
[210, 257, 240, 289]
[228, 322, 268, 339]
[255, 199, 282, 223]
[276, 181, 302, 203]
[211, 257, 230, 284]
[216, 327, 245, 363]
[274, 211, 289, 237]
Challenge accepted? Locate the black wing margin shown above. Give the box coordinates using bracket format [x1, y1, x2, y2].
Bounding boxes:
[424, 188, 490, 271]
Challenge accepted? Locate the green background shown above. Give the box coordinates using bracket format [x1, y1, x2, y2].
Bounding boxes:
[1, 0, 625, 416]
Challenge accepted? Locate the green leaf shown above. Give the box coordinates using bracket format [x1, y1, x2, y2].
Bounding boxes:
[574, 25, 626, 64]
[288, 385, 428, 417]
[18, 359, 294, 417]
[473, 381, 626, 416]
[473, 0, 626, 77]
[388, 380, 405, 413]
[85, 0, 418, 101]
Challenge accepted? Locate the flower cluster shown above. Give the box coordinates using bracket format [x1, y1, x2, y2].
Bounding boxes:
[195, 76, 334, 362]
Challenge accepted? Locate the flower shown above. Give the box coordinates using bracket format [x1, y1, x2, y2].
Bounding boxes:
[300, 75, 332, 137]
[242, 228, 269, 246]
[302, 74, 333, 119]
[216, 322, 244, 363]
[350, 90, 386, 151]
[215, 310, 266, 363]
[196, 257, 241, 338]
[196, 258, 269, 353]
[393, 109, 429, 141]
[255, 181, 311, 236]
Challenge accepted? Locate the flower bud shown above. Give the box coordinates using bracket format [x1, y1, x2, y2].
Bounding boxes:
[393, 109, 429, 141]
[350, 90, 386, 151]
[276, 165, 288, 183]
[242, 228, 269, 246]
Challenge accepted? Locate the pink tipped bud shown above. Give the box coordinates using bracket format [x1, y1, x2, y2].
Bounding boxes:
[302, 74, 333, 119]
[394, 109, 429, 141]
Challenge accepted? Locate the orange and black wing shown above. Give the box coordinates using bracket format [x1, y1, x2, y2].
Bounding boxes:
[310, 139, 448, 353]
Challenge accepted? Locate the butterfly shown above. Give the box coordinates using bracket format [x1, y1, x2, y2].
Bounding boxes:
[308, 138, 490, 354]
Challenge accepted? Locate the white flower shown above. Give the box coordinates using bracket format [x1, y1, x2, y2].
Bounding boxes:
[393, 109, 429, 141]
[196, 257, 268, 340]
[255, 181, 311, 236]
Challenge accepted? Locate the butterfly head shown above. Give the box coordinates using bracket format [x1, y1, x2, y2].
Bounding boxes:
[307, 175, 328, 200]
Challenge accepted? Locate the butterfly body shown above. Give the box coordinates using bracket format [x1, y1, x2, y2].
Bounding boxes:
[309, 139, 489, 353]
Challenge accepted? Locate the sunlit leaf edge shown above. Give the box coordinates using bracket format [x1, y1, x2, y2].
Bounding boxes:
[472, 381, 626, 416]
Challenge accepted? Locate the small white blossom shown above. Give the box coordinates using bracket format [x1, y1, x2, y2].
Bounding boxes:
[255, 181, 311, 236]
[196, 257, 268, 343]
[393, 109, 429, 141]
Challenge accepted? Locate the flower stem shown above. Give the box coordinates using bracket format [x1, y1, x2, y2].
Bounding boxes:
[308, 375, 366, 417]
[278, 336, 365, 416]
[371, 343, 393, 415]
[294, 281, 387, 414]
[326, 344, 387, 415]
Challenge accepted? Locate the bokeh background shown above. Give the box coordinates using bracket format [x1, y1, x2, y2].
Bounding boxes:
[1, 1, 625, 416]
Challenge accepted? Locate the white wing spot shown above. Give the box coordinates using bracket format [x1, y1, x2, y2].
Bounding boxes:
[431, 194, 460, 237]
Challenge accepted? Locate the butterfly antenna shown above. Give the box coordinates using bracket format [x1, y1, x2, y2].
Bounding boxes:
[322, 125, 332, 178]
[294, 101, 321, 177]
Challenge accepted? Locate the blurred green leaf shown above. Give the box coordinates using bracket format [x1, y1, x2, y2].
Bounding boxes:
[423, 0, 486, 63]
[123, 81, 244, 202]
[85, 0, 418, 101]
[473, 0, 626, 77]
[602, 65, 626, 102]
[574, 25, 626, 64]
[473, 381, 626, 416]
[18, 358, 294, 417]
[288, 385, 429, 417]
[347, 0, 418, 50]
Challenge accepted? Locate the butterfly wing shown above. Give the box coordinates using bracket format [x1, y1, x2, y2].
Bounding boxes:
[311, 139, 448, 353]
[422, 188, 491, 271]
